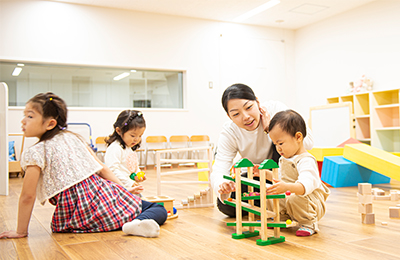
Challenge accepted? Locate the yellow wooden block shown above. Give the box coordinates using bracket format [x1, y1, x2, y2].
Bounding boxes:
[343, 144, 400, 182]
[308, 147, 344, 161]
[392, 152, 400, 157]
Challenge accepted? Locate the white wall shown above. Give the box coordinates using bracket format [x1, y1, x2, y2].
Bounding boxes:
[295, 0, 400, 117]
[1, 0, 296, 151]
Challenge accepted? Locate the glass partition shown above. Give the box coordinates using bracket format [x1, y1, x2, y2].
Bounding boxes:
[0, 61, 184, 108]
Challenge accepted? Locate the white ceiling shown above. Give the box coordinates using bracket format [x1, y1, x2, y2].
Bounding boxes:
[50, 0, 377, 29]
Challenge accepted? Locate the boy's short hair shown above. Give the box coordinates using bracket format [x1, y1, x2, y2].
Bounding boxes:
[269, 109, 307, 138]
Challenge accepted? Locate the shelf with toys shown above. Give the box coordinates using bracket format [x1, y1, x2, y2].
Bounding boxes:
[327, 88, 400, 152]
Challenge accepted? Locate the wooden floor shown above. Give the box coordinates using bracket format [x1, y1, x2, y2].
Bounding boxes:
[1, 167, 400, 260]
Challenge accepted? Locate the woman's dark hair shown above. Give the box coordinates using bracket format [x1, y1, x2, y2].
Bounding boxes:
[27, 92, 68, 142]
[221, 83, 257, 113]
[269, 109, 307, 138]
[106, 110, 146, 150]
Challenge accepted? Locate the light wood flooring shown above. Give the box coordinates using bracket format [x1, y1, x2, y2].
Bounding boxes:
[1, 167, 400, 260]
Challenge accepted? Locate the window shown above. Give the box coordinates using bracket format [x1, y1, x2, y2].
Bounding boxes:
[0, 61, 184, 109]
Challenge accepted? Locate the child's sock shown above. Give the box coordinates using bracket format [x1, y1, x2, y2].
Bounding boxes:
[122, 219, 160, 238]
[295, 225, 315, 236]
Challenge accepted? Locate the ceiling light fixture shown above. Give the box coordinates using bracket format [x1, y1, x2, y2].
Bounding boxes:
[233, 0, 280, 23]
[12, 67, 23, 76]
[17, 63, 25, 67]
[130, 70, 137, 72]
[113, 72, 130, 81]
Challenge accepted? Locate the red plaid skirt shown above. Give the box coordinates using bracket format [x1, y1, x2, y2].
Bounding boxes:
[49, 174, 142, 233]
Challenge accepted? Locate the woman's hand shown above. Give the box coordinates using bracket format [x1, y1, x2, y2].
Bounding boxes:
[252, 165, 260, 177]
[0, 230, 28, 239]
[218, 181, 236, 194]
[259, 105, 271, 133]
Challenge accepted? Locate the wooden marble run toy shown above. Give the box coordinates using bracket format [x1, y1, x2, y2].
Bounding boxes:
[223, 158, 291, 246]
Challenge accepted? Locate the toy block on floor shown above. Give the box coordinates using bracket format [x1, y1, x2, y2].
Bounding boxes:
[358, 203, 373, 214]
[358, 183, 375, 224]
[374, 195, 391, 200]
[358, 183, 372, 195]
[389, 207, 400, 218]
[343, 143, 400, 182]
[371, 188, 385, 196]
[337, 138, 362, 148]
[362, 213, 375, 224]
[321, 156, 390, 187]
[358, 192, 372, 204]
[390, 190, 400, 201]
[308, 147, 344, 162]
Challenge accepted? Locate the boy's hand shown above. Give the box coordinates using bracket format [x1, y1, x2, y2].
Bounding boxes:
[0, 230, 28, 239]
[218, 181, 236, 194]
[266, 179, 288, 195]
[128, 185, 144, 194]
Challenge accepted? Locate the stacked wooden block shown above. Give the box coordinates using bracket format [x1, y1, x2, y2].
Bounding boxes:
[358, 183, 374, 224]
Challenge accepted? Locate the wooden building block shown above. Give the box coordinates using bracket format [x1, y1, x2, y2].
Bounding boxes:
[373, 195, 391, 200]
[358, 203, 373, 214]
[343, 143, 400, 182]
[371, 188, 385, 196]
[391, 193, 400, 201]
[337, 138, 362, 148]
[321, 156, 390, 188]
[361, 213, 375, 224]
[389, 207, 400, 218]
[308, 147, 344, 161]
[357, 192, 372, 204]
[358, 183, 372, 195]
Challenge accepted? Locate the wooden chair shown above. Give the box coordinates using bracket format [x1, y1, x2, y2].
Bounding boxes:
[8, 133, 25, 177]
[190, 135, 211, 160]
[144, 136, 170, 169]
[95, 136, 108, 162]
[169, 135, 191, 167]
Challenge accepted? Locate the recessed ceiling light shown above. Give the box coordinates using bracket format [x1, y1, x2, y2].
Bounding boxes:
[113, 72, 130, 81]
[12, 67, 22, 76]
[17, 63, 24, 67]
[131, 70, 137, 72]
[289, 4, 328, 15]
[233, 0, 280, 23]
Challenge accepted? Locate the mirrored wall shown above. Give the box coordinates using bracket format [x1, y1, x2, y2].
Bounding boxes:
[0, 61, 184, 109]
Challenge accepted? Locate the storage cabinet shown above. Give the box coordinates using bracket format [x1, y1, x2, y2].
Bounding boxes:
[327, 89, 400, 152]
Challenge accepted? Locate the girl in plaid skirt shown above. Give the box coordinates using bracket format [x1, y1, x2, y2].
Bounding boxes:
[0, 93, 167, 239]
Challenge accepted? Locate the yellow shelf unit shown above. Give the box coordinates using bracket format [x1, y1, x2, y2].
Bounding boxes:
[327, 89, 400, 152]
